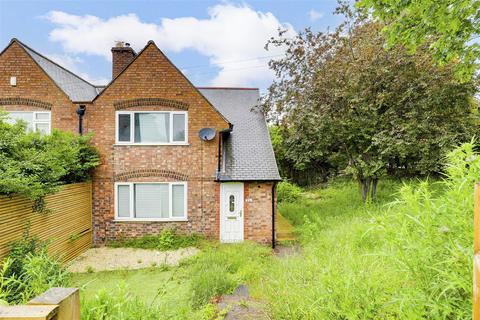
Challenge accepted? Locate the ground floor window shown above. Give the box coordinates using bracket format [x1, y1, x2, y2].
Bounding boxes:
[115, 182, 187, 221]
[5, 111, 51, 134]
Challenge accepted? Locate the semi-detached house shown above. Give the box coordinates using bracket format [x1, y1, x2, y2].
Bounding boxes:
[0, 39, 281, 245]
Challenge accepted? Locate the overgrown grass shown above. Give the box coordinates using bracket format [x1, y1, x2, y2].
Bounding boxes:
[255, 144, 474, 319]
[71, 241, 271, 319]
[106, 229, 201, 251]
[62, 144, 480, 318]
[0, 233, 68, 305]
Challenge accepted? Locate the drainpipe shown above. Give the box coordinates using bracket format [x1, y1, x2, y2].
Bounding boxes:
[76, 105, 86, 135]
[272, 181, 277, 249]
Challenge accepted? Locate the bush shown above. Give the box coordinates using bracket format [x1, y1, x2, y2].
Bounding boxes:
[0, 233, 68, 304]
[277, 181, 302, 203]
[107, 229, 200, 251]
[5, 229, 46, 280]
[0, 113, 99, 211]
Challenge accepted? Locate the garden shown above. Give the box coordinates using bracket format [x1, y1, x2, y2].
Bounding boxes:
[1, 0, 479, 318]
[0, 142, 476, 319]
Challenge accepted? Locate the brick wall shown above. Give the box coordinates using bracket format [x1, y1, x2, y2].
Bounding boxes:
[0, 42, 78, 133]
[244, 182, 275, 244]
[88, 42, 229, 244]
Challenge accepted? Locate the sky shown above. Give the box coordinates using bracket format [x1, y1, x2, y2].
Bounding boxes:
[0, 0, 343, 90]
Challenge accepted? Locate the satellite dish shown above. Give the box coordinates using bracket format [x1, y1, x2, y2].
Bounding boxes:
[199, 128, 216, 141]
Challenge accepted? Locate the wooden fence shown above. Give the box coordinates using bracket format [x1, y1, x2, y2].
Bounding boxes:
[0, 182, 92, 263]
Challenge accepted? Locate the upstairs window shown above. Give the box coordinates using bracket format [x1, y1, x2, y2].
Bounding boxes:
[116, 111, 187, 144]
[5, 111, 51, 134]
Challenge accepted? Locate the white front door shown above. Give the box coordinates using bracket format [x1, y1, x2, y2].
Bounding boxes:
[220, 183, 244, 243]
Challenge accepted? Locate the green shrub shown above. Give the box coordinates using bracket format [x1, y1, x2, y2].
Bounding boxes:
[277, 181, 302, 203]
[0, 233, 68, 304]
[0, 113, 99, 211]
[107, 229, 200, 251]
[5, 229, 46, 280]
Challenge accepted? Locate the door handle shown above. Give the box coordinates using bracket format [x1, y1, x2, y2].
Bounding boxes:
[239, 210, 242, 217]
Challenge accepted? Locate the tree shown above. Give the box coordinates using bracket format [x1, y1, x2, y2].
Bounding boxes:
[358, 0, 480, 81]
[264, 8, 478, 201]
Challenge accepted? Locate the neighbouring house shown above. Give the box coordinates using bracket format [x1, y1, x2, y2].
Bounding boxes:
[0, 39, 281, 246]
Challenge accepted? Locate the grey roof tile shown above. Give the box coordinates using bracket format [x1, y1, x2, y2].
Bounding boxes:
[16, 40, 99, 102]
[199, 88, 281, 181]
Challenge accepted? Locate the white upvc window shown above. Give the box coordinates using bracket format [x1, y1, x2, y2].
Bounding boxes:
[115, 182, 187, 221]
[5, 111, 51, 134]
[116, 111, 188, 145]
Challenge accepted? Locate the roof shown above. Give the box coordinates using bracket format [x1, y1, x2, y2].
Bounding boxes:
[11, 39, 100, 102]
[2, 39, 280, 181]
[199, 88, 281, 181]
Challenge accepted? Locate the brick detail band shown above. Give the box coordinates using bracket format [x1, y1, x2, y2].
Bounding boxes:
[0, 97, 52, 110]
[115, 169, 189, 181]
[113, 98, 189, 111]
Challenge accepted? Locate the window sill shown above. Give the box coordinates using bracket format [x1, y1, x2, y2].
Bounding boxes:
[114, 143, 190, 146]
[114, 218, 189, 223]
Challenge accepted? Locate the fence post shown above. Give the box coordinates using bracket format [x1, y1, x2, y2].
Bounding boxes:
[474, 183, 480, 320]
[28, 288, 80, 320]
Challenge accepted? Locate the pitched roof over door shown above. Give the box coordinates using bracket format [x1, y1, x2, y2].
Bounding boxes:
[199, 88, 281, 181]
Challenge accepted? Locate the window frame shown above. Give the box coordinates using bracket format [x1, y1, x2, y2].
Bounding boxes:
[115, 111, 188, 145]
[114, 182, 188, 221]
[7, 111, 51, 134]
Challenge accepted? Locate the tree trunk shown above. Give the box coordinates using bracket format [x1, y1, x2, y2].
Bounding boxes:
[371, 178, 378, 200]
[360, 177, 371, 203]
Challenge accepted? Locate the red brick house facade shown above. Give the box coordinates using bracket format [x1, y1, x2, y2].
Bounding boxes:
[0, 39, 281, 246]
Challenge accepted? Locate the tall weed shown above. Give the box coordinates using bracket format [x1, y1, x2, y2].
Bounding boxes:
[0, 233, 68, 304]
[188, 242, 271, 308]
[261, 144, 476, 319]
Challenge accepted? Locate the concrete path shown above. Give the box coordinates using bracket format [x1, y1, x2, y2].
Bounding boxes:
[67, 246, 199, 273]
[217, 285, 269, 320]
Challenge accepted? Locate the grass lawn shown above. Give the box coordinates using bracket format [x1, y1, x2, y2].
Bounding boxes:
[70, 267, 191, 306]
[69, 242, 271, 319]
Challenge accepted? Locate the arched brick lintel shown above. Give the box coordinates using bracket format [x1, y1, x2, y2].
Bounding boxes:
[113, 98, 189, 111]
[0, 97, 52, 110]
[115, 169, 189, 181]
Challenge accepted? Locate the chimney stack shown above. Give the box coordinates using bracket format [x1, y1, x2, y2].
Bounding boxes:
[111, 41, 136, 79]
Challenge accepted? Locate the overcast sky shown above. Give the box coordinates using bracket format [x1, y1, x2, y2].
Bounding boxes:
[0, 0, 343, 90]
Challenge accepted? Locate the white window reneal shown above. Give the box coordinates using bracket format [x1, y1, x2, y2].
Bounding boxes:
[116, 111, 187, 144]
[6, 111, 51, 134]
[115, 182, 187, 221]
